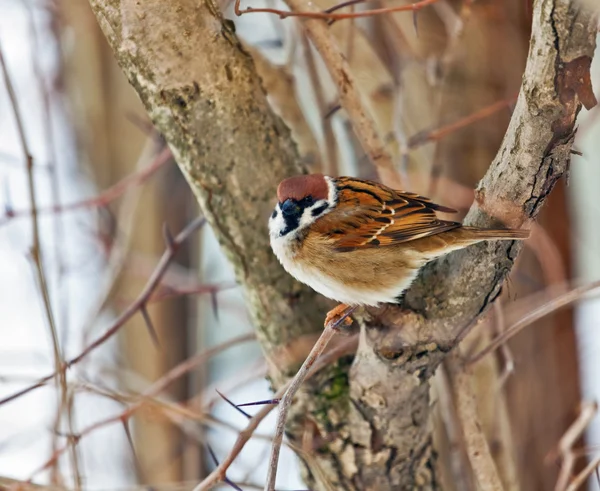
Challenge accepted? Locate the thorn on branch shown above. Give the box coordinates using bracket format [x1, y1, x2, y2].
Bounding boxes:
[210, 290, 220, 321]
[216, 389, 252, 419]
[206, 444, 244, 491]
[163, 222, 176, 252]
[121, 417, 141, 472]
[140, 303, 160, 349]
[324, 104, 341, 120]
[237, 398, 280, 407]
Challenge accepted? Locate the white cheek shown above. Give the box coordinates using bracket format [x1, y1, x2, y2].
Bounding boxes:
[299, 209, 315, 229]
[268, 207, 286, 238]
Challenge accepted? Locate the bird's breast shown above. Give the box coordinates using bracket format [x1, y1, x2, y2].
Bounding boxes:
[270, 234, 419, 306]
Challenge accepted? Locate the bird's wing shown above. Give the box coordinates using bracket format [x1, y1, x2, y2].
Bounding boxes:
[314, 177, 461, 252]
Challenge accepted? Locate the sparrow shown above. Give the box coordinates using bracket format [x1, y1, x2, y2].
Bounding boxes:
[269, 174, 529, 326]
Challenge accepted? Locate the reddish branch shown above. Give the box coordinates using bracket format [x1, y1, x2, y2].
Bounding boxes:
[234, 0, 440, 20]
[27, 332, 256, 479]
[408, 95, 518, 149]
[0, 146, 173, 226]
[467, 280, 600, 365]
[0, 216, 206, 407]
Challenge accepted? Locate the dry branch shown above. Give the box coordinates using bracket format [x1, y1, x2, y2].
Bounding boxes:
[284, 0, 402, 186]
[0, 217, 206, 407]
[0, 146, 173, 226]
[447, 353, 504, 491]
[0, 39, 82, 488]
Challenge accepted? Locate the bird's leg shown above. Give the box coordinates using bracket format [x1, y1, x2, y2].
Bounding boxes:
[324, 303, 354, 329]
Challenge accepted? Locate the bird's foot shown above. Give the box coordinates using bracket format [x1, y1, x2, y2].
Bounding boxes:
[324, 303, 355, 331]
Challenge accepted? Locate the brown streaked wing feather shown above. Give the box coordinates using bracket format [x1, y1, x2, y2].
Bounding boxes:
[318, 177, 460, 251]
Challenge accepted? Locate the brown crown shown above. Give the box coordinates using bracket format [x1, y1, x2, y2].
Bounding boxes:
[277, 174, 329, 203]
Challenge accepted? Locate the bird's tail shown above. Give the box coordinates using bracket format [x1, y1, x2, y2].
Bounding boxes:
[409, 226, 530, 261]
[458, 226, 530, 241]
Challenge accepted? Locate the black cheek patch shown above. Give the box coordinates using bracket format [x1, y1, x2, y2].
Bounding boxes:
[311, 204, 328, 217]
[280, 212, 301, 237]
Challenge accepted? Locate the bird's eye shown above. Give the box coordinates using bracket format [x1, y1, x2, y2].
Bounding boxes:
[281, 199, 300, 216]
[271, 209, 277, 219]
[311, 203, 328, 217]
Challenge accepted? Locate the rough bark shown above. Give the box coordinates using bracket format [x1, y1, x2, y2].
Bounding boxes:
[87, 0, 330, 370]
[85, 0, 596, 490]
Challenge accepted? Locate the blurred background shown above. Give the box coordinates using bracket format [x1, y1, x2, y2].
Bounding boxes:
[0, 0, 599, 490]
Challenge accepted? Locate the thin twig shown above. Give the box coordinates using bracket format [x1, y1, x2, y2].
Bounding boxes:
[70, 216, 205, 365]
[447, 352, 504, 491]
[0, 146, 172, 226]
[235, 0, 439, 21]
[27, 332, 255, 479]
[0, 39, 81, 488]
[284, 0, 402, 187]
[408, 95, 518, 149]
[81, 140, 171, 346]
[553, 402, 598, 491]
[264, 306, 355, 491]
[193, 330, 358, 491]
[0, 216, 206, 408]
[565, 455, 600, 491]
[300, 33, 339, 176]
[468, 281, 600, 365]
[23, 4, 66, 479]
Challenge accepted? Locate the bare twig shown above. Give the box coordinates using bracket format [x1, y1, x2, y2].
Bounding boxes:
[81, 139, 168, 346]
[468, 281, 600, 365]
[300, 33, 339, 175]
[553, 402, 598, 491]
[70, 216, 205, 365]
[408, 95, 517, 149]
[447, 352, 504, 491]
[284, 0, 402, 186]
[492, 302, 514, 387]
[0, 39, 81, 487]
[27, 332, 255, 478]
[235, 0, 440, 21]
[0, 147, 172, 226]
[193, 331, 358, 491]
[0, 216, 206, 408]
[264, 306, 355, 491]
[565, 455, 600, 491]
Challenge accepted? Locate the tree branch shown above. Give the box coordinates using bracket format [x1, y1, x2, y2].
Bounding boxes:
[87, 0, 329, 372]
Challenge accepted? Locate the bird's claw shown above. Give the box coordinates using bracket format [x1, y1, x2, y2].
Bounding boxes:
[324, 303, 354, 330]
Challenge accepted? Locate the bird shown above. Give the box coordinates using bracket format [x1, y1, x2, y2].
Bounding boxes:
[268, 174, 529, 327]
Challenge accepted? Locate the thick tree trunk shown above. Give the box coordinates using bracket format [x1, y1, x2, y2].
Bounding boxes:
[85, 0, 596, 489]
